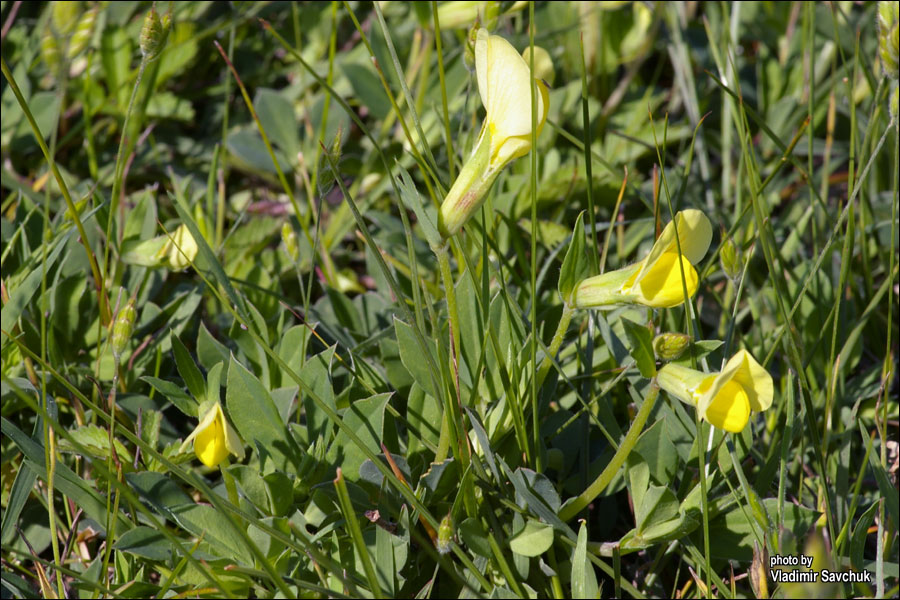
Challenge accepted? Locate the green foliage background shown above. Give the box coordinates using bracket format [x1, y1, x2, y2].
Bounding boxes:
[1, 1, 897, 598]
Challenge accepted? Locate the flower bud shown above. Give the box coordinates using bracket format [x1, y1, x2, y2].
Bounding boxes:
[878, 1, 899, 79]
[40, 26, 61, 73]
[521, 46, 555, 86]
[51, 1, 81, 36]
[719, 236, 741, 280]
[140, 6, 171, 61]
[157, 224, 199, 270]
[282, 222, 299, 261]
[653, 332, 691, 361]
[436, 513, 454, 554]
[67, 5, 98, 60]
[111, 299, 137, 358]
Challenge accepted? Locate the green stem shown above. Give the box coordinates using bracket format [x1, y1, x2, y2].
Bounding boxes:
[534, 304, 575, 390]
[105, 58, 148, 299]
[559, 382, 659, 521]
[334, 468, 384, 599]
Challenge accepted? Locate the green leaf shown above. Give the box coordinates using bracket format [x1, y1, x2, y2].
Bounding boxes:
[4, 419, 131, 535]
[702, 498, 818, 561]
[255, 88, 301, 159]
[58, 424, 134, 465]
[394, 317, 438, 397]
[226, 356, 300, 473]
[571, 521, 598, 599]
[328, 393, 392, 482]
[509, 519, 554, 557]
[558, 211, 590, 306]
[141, 376, 198, 418]
[115, 527, 173, 561]
[171, 504, 254, 566]
[172, 334, 206, 403]
[459, 518, 492, 558]
[396, 166, 440, 248]
[299, 346, 336, 443]
[850, 502, 878, 571]
[635, 485, 679, 534]
[621, 317, 657, 378]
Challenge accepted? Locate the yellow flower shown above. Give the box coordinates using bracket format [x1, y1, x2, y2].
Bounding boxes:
[439, 29, 550, 238]
[436, 1, 526, 30]
[156, 223, 199, 270]
[573, 209, 712, 309]
[657, 349, 774, 433]
[180, 401, 245, 468]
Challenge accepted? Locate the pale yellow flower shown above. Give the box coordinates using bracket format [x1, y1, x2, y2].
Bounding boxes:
[439, 30, 550, 238]
[657, 349, 773, 433]
[574, 209, 712, 309]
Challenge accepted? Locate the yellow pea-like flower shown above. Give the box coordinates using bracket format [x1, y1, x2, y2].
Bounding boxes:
[156, 224, 199, 270]
[180, 401, 245, 468]
[657, 349, 774, 433]
[439, 29, 550, 238]
[573, 209, 712, 309]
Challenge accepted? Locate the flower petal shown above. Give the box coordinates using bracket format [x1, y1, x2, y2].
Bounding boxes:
[721, 349, 773, 412]
[702, 379, 751, 433]
[477, 32, 547, 143]
[194, 403, 229, 467]
[635, 210, 711, 285]
[631, 252, 699, 308]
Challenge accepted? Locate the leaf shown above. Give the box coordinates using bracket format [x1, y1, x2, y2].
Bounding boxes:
[328, 393, 392, 482]
[58, 424, 134, 465]
[226, 356, 300, 473]
[255, 88, 301, 159]
[4, 419, 130, 535]
[141, 376, 198, 418]
[115, 527, 173, 561]
[396, 165, 440, 248]
[394, 317, 438, 397]
[459, 518, 492, 558]
[1, 230, 69, 335]
[850, 502, 878, 571]
[172, 334, 206, 403]
[571, 521, 598, 599]
[621, 317, 656, 378]
[300, 346, 336, 443]
[702, 498, 818, 561]
[509, 519, 554, 557]
[558, 211, 590, 306]
[170, 504, 254, 566]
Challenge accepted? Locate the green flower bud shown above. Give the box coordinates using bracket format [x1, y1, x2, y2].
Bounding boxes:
[67, 5, 98, 60]
[653, 332, 692, 361]
[281, 222, 299, 261]
[140, 6, 171, 61]
[111, 299, 137, 358]
[40, 26, 62, 73]
[436, 513, 453, 555]
[51, 1, 82, 36]
[879, 1, 899, 79]
[719, 236, 741, 280]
